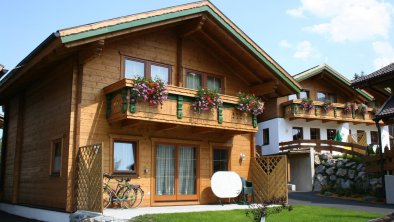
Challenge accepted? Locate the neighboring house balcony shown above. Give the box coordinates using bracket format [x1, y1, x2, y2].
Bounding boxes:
[103, 79, 257, 133]
[282, 99, 376, 125]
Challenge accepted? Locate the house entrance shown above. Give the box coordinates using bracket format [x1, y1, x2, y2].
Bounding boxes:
[154, 143, 199, 202]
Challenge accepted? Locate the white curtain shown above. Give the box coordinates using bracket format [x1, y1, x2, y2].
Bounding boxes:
[125, 59, 144, 79]
[178, 146, 196, 195]
[207, 76, 221, 90]
[114, 142, 135, 171]
[156, 144, 175, 195]
[186, 72, 201, 90]
[151, 65, 169, 83]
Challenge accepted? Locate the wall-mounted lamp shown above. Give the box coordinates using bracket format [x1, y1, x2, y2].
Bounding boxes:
[240, 153, 246, 161]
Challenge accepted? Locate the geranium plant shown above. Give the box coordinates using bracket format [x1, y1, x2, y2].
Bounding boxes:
[130, 77, 168, 106]
[300, 98, 314, 111]
[192, 88, 222, 112]
[237, 92, 265, 116]
[322, 100, 333, 113]
[344, 102, 353, 113]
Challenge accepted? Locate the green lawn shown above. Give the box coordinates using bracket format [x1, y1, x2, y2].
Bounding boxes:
[130, 205, 383, 222]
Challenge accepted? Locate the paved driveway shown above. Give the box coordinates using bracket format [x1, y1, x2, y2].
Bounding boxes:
[289, 191, 394, 214]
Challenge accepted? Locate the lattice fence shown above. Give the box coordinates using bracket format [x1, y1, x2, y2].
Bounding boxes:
[250, 155, 288, 203]
[74, 144, 103, 212]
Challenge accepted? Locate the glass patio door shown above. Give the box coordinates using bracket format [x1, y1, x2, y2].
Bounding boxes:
[155, 144, 197, 201]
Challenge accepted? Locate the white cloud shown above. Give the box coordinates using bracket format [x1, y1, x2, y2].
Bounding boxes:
[279, 40, 292, 49]
[372, 41, 394, 69]
[288, 0, 393, 42]
[286, 8, 304, 18]
[293, 41, 320, 60]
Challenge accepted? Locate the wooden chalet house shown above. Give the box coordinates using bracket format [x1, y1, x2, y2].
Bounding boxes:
[256, 64, 391, 191]
[0, 1, 300, 212]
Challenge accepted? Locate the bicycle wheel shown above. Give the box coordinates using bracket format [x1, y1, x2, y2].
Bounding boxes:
[103, 187, 112, 209]
[131, 187, 144, 208]
[117, 186, 136, 209]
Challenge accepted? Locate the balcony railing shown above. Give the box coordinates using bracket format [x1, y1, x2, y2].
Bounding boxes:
[283, 99, 375, 124]
[103, 79, 257, 133]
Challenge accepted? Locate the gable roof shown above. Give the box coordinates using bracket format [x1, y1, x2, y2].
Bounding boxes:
[375, 96, 394, 121]
[352, 62, 394, 88]
[0, 1, 301, 96]
[293, 64, 373, 101]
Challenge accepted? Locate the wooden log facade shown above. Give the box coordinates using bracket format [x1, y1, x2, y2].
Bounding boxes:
[0, 2, 301, 211]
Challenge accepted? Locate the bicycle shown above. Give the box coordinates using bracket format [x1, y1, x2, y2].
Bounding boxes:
[102, 173, 136, 209]
[118, 178, 144, 208]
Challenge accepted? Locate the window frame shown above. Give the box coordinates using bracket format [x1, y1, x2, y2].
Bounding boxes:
[112, 139, 139, 176]
[122, 56, 172, 84]
[310, 128, 321, 140]
[263, 128, 270, 145]
[184, 69, 225, 93]
[288, 90, 309, 100]
[316, 91, 327, 102]
[292, 127, 304, 141]
[212, 147, 230, 174]
[50, 138, 63, 177]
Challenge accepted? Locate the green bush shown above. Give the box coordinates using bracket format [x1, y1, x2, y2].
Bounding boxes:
[129, 215, 157, 222]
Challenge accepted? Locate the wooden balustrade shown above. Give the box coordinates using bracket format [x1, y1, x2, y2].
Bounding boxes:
[365, 147, 394, 174]
[279, 139, 367, 156]
[282, 99, 376, 124]
[103, 79, 257, 132]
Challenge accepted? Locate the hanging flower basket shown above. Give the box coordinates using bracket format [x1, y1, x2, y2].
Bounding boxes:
[322, 100, 333, 113]
[192, 88, 223, 112]
[236, 92, 264, 116]
[130, 77, 168, 106]
[300, 98, 314, 111]
[344, 102, 354, 113]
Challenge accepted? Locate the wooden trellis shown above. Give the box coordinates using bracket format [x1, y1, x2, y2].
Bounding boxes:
[74, 144, 103, 212]
[250, 155, 288, 203]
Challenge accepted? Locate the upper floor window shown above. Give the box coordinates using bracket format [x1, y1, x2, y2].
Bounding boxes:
[292, 127, 303, 141]
[288, 91, 309, 100]
[327, 129, 337, 140]
[317, 92, 326, 102]
[310, 128, 321, 140]
[327, 93, 337, 103]
[124, 57, 171, 84]
[185, 70, 223, 91]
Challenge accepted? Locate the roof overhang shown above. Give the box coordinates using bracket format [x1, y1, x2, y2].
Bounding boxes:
[0, 1, 301, 102]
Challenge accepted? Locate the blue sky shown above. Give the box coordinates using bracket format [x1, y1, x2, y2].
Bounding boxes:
[1, 0, 394, 80]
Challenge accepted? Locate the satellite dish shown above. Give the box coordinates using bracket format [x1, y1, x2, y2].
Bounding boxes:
[211, 171, 242, 198]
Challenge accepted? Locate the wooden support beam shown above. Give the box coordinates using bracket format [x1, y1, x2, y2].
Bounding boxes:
[155, 123, 180, 132]
[192, 127, 216, 134]
[177, 16, 207, 38]
[176, 37, 183, 87]
[249, 80, 279, 96]
[12, 93, 25, 203]
[121, 119, 140, 127]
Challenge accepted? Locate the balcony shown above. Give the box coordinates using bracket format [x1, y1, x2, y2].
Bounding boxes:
[282, 99, 376, 125]
[103, 79, 257, 133]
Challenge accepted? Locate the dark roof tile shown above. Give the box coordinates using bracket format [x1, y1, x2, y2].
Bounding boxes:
[352, 63, 394, 86]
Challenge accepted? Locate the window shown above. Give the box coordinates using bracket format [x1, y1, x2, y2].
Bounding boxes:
[151, 65, 170, 84]
[51, 139, 62, 176]
[185, 70, 224, 91]
[327, 129, 337, 140]
[390, 125, 394, 148]
[113, 141, 137, 174]
[263, 128, 270, 145]
[213, 148, 229, 173]
[124, 57, 171, 84]
[186, 72, 202, 90]
[292, 127, 303, 141]
[299, 91, 309, 99]
[310, 128, 321, 140]
[371, 131, 379, 145]
[288, 91, 309, 100]
[317, 92, 326, 102]
[288, 94, 297, 100]
[207, 76, 222, 90]
[327, 93, 337, 103]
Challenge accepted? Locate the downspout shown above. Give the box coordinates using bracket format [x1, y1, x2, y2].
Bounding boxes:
[0, 104, 9, 196]
[374, 119, 385, 196]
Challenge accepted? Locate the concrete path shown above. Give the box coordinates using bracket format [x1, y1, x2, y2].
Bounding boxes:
[289, 191, 394, 214]
[104, 204, 250, 219]
[0, 210, 39, 222]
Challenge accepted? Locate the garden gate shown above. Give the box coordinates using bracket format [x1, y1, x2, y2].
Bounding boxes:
[74, 144, 103, 212]
[250, 155, 288, 203]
